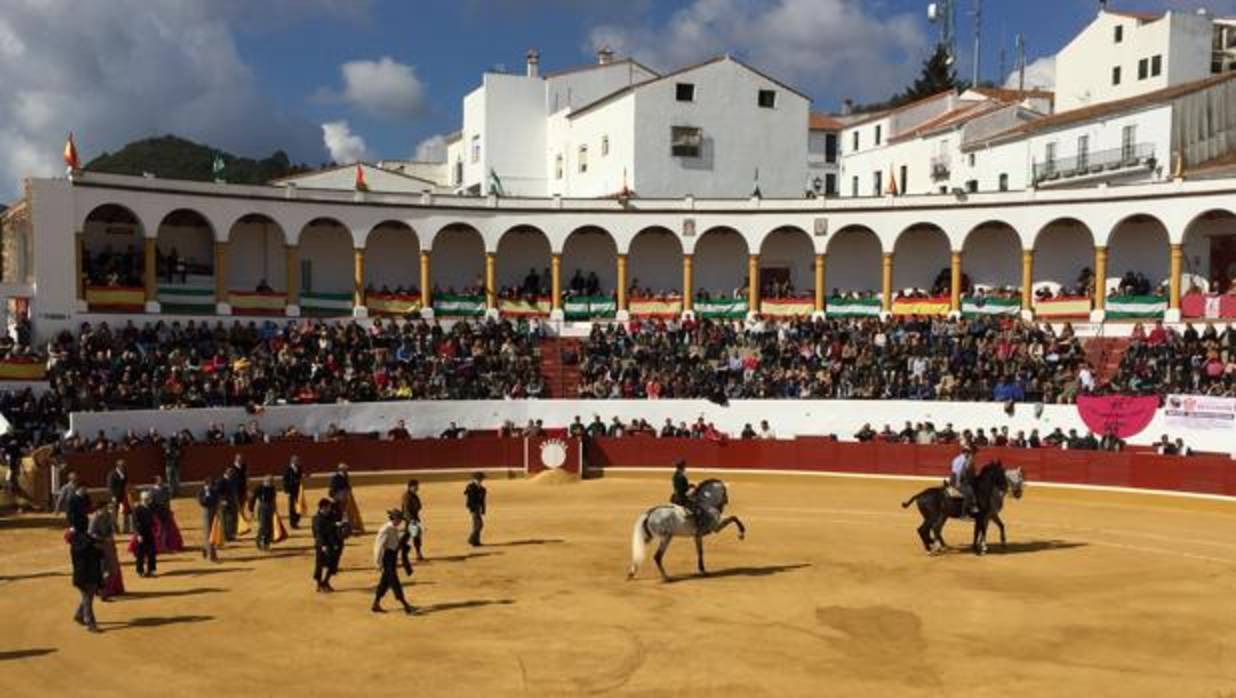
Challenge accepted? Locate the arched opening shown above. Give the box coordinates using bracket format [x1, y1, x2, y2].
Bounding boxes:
[824, 226, 881, 316]
[759, 227, 814, 300]
[496, 226, 552, 300]
[431, 224, 485, 316]
[154, 209, 215, 313]
[227, 213, 287, 293]
[892, 224, 950, 297]
[563, 226, 617, 319]
[299, 217, 354, 316]
[693, 227, 749, 301]
[365, 221, 421, 293]
[960, 220, 1021, 295]
[82, 203, 144, 288]
[628, 226, 683, 317]
[1107, 214, 1169, 299]
[1181, 209, 1236, 295]
[1032, 218, 1094, 298]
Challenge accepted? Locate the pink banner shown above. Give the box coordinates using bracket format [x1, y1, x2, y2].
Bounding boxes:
[1076, 394, 1160, 439]
[1181, 292, 1236, 319]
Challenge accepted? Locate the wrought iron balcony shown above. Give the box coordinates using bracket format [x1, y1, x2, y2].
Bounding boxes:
[1033, 143, 1156, 184]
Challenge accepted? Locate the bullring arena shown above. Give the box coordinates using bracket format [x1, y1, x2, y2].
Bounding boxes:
[3, 436, 1236, 697]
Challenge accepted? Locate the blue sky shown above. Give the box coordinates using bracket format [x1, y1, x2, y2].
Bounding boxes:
[0, 0, 1228, 197]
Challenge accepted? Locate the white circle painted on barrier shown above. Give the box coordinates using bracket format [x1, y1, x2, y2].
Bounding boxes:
[540, 440, 568, 469]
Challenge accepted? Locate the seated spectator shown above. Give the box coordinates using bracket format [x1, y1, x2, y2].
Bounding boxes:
[387, 420, 411, 440]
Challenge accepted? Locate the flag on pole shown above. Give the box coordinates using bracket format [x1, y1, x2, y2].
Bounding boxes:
[886, 165, 899, 195]
[488, 168, 505, 197]
[63, 133, 80, 171]
[354, 163, 368, 191]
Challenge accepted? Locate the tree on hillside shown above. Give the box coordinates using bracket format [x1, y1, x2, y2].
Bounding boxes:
[85, 135, 311, 184]
[850, 45, 965, 114]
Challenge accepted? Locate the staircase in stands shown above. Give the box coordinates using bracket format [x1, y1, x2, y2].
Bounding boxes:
[1083, 336, 1131, 386]
[539, 337, 582, 398]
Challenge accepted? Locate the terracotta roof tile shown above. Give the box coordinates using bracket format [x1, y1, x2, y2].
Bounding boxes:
[809, 112, 844, 130]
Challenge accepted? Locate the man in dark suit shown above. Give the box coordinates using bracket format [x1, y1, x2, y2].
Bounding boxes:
[106, 460, 130, 533]
[464, 472, 487, 547]
[282, 455, 304, 529]
[132, 491, 158, 577]
[312, 498, 343, 593]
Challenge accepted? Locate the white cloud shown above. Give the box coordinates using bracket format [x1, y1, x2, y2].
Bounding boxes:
[322, 121, 370, 163]
[0, 1, 337, 199]
[413, 134, 448, 163]
[319, 57, 428, 120]
[1004, 56, 1055, 91]
[587, 0, 928, 106]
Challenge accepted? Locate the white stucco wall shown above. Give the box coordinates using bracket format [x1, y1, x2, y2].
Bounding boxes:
[627, 228, 682, 295]
[962, 224, 1022, 289]
[759, 228, 814, 295]
[483, 73, 548, 197]
[1034, 222, 1095, 292]
[299, 222, 352, 294]
[228, 218, 287, 291]
[693, 228, 749, 295]
[496, 227, 552, 289]
[431, 226, 484, 292]
[892, 227, 950, 292]
[557, 94, 636, 198]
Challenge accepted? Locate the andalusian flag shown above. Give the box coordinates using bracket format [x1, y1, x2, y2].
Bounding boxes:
[488, 168, 505, 197]
[63, 133, 80, 171]
[212, 153, 225, 181]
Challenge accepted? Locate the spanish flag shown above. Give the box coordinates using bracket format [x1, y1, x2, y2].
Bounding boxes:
[209, 511, 225, 549]
[64, 133, 80, 171]
[355, 163, 368, 191]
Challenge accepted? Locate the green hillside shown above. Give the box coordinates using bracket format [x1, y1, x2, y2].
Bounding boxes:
[84, 135, 314, 184]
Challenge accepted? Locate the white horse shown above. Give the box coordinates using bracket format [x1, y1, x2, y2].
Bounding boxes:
[627, 479, 746, 580]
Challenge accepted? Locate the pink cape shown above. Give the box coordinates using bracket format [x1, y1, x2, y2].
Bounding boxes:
[127, 514, 185, 555]
[101, 540, 124, 598]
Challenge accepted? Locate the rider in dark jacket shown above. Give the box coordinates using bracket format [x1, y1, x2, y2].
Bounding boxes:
[670, 459, 705, 525]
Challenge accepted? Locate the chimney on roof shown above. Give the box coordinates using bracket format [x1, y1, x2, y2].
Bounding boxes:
[842, 98, 854, 116]
[597, 46, 615, 65]
[526, 49, 540, 78]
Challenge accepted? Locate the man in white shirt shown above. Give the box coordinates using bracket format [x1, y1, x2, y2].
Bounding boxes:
[758, 420, 776, 440]
[372, 510, 415, 615]
[949, 447, 977, 516]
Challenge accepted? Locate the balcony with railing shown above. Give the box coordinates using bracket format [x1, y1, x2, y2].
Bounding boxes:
[930, 155, 951, 181]
[1033, 143, 1156, 185]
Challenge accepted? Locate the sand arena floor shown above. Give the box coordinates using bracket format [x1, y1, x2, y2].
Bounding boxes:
[1, 472, 1236, 697]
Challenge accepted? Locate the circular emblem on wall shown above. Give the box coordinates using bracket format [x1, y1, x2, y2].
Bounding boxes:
[540, 439, 568, 469]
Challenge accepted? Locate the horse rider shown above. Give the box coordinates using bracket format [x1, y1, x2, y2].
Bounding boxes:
[950, 446, 978, 517]
[670, 459, 705, 526]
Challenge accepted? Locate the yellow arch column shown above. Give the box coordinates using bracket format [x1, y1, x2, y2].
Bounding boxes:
[143, 237, 159, 313]
[881, 252, 894, 313]
[814, 253, 825, 314]
[682, 254, 694, 313]
[214, 240, 230, 314]
[352, 247, 367, 317]
[484, 252, 496, 310]
[748, 254, 760, 315]
[616, 253, 628, 318]
[1092, 245, 1108, 320]
[285, 244, 300, 317]
[949, 249, 962, 314]
[419, 250, 431, 317]
[551, 253, 563, 319]
[1168, 243, 1184, 321]
[1021, 249, 1034, 319]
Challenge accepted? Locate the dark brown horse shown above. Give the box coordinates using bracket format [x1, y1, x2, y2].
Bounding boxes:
[901, 462, 1025, 555]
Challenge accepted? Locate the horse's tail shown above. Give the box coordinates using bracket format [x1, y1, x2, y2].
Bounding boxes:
[628, 510, 654, 580]
[902, 489, 931, 508]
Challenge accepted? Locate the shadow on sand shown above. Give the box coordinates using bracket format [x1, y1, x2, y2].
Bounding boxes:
[99, 615, 214, 631]
[0, 516, 66, 531]
[665, 563, 812, 584]
[154, 567, 254, 578]
[484, 538, 565, 548]
[0, 648, 56, 661]
[0, 570, 68, 584]
[116, 587, 225, 600]
[992, 539, 1088, 555]
[416, 599, 515, 616]
[431, 551, 503, 563]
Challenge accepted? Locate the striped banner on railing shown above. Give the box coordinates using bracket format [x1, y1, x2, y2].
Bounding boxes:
[961, 296, 1021, 317]
[628, 298, 683, 318]
[432, 295, 485, 317]
[366, 294, 422, 315]
[301, 291, 353, 312]
[825, 296, 881, 317]
[695, 298, 749, 319]
[892, 296, 950, 316]
[157, 286, 214, 306]
[761, 299, 815, 317]
[564, 296, 617, 320]
[499, 298, 552, 317]
[230, 291, 287, 314]
[1106, 295, 1166, 320]
[1034, 296, 1091, 318]
[86, 286, 145, 311]
[0, 358, 46, 380]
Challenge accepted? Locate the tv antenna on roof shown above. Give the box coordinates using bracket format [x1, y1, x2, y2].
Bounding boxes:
[927, 1, 957, 66]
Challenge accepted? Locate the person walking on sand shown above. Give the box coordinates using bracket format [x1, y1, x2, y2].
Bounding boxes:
[132, 490, 158, 578]
[465, 472, 487, 547]
[400, 479, 425, 568]
[69, 519, 103, 633]
[372, 509, 416, 615]
[312, 498, 343, 593]
[89, 502, 125, 600]
[199, 476, 221, 562]
[249, 475, 278, 551]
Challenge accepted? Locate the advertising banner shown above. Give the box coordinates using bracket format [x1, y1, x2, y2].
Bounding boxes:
[1164, 394, 1236, 431]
